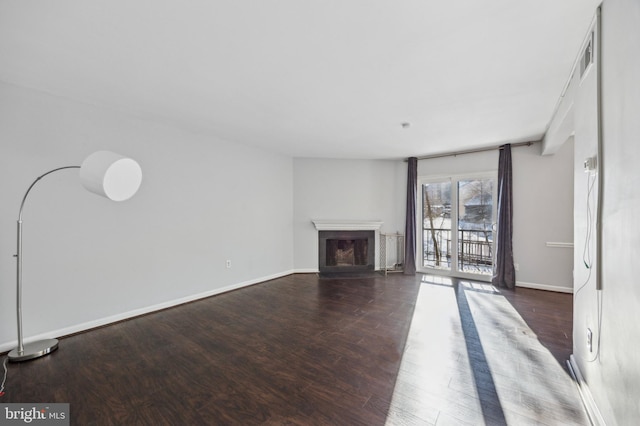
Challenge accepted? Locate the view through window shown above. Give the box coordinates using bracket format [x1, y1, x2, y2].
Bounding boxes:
[420, 174, 496, 277]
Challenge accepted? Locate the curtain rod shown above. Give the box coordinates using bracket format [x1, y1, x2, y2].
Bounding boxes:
[408, 140, 540, 161]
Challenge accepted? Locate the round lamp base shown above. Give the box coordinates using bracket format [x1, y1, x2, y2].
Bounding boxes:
[8, 339, 59, 362]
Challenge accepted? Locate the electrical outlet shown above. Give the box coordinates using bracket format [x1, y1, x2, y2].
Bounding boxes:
[514, 263, 520, 271]
[587, 328, 593, 352]
[584, 156, 598, 173]
[226, 260, 232, 269]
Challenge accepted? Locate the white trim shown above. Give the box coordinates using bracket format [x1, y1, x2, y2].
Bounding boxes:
[417, 172, 498, 279]
[0, 270, 294, 353]
[546, 242, 575, 248]
[293, 268, 319, 274]
[419, 269, 493, 283]
[312, 220, 384, 270]
[567, 355, 606, 426]
[311, 220, 383, 231]
[0, 272, 575, 353]
[516, 281, 573, 293]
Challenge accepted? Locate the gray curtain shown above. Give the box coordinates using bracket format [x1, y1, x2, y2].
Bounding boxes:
[404, 157, 417, 275]
[492, 144, 516, 289]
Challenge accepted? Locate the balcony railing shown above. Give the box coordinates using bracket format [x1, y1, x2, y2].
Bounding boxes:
[423, 228, 493, 274]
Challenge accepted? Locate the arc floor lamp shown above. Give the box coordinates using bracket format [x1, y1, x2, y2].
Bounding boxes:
[8, 151, 142, 362]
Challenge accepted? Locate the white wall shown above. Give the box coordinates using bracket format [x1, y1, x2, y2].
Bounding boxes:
[514, 141, 574, 291]
[0, 82, 294, 352]
[570, 1, 640, 424]
[293, 158, 406, 272]
[291, 146, 574, 291]
[417, 142, 574, 291]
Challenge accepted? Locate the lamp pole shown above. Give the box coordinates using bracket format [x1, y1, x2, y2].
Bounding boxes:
[7, 151, 142, 362]
[10, 166, 80, 362]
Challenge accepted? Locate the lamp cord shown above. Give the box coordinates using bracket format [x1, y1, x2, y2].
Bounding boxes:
[574, 171, 602, 363]
[575, 172, 597, 296]
[0, 355, 7, 396]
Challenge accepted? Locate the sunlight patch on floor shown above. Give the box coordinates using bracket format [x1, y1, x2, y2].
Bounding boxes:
[385, 276, 587, 425]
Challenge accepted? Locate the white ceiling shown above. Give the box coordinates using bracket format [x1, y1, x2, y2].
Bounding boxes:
[0, 1, 600, 160]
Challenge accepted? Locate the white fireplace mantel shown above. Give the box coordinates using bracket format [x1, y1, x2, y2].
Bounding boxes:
[312, 220, 383, 270]
[312, 220, 383, 231]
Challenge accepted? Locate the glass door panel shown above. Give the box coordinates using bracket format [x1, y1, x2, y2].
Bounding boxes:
[420, 174, 496, 279]
[421, 180, 452, 271]
[457, 178, 494, 275]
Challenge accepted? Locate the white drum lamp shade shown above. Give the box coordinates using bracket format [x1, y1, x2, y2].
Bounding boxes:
[79, 151, 142, 201]
[8, 150, 142, 362]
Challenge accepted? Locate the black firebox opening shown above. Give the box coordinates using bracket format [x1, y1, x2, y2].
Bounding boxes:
[318, 230, 375, 273]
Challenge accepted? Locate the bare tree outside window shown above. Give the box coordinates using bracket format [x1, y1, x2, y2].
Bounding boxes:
[421, 176, 495, 275]
[422, 182, 451, 269]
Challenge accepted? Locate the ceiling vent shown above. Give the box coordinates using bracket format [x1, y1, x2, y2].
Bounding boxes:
[580, 32, 594, 78]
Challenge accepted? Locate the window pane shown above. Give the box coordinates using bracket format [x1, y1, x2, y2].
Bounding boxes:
[422, 181, 451, 270]
[457, 179, 493, 275]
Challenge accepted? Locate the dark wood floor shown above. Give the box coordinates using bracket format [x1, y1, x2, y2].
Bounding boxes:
[1, 273, 588, 425]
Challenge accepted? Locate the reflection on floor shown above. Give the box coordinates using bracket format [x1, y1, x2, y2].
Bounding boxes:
[385, 275, 588, 425]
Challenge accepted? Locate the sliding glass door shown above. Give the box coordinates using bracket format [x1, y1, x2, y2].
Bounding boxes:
[419, 173, 497, 280]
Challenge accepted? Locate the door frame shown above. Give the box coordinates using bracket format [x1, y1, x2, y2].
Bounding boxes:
[417, 171, 497, 282]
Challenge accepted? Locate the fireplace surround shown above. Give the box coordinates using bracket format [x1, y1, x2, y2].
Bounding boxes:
[318, 230, 375, 273]
[312, 220, 383, 274]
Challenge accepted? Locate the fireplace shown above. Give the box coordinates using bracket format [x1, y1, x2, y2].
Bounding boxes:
[318, 230, 375, 274]
[313, 220, 384, 274]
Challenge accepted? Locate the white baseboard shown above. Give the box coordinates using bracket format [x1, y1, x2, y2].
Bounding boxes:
[516, 281, 573, 293]
[567, 354, 606, 426]
[1, 272, 575, 353]
[0, 269, 295, 354]
[293, 268, 319, 274]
